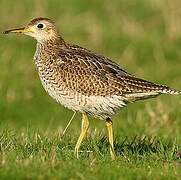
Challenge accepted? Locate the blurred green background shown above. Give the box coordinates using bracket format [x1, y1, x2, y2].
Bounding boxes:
[0, 0, 181, 178]
[1, 0, 180, 136]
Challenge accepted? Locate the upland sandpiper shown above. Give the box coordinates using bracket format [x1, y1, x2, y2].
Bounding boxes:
[4, 17, 181, 159]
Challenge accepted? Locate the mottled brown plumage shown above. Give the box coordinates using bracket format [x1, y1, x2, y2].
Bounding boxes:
[4, 17, 181, 159]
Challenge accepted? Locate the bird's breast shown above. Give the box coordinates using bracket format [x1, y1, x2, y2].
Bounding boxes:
[34, 54, 86, 111]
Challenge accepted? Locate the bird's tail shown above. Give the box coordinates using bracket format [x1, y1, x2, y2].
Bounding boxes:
[159, 87, 181, 95]
[122, 76, 181, 101]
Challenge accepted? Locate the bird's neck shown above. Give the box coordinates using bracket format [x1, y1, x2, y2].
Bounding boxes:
[35, 37, 67, 62]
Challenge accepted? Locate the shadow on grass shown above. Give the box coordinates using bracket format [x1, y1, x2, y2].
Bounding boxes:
[96, 135, 180, 161]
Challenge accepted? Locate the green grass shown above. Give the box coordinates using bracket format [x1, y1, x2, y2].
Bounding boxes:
[0, 130, 180, 179]
[0, 0, 181, 179]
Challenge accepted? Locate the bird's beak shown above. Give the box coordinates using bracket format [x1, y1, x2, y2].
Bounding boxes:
[3, 27, 32, 34]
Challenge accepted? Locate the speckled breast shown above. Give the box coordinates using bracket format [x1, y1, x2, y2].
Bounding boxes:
[34, 56, 84, 112]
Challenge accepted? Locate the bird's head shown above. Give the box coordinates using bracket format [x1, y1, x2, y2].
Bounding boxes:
[4, 17, 60, 42]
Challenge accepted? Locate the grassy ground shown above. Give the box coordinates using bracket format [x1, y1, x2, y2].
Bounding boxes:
[0, 0, 181, 179]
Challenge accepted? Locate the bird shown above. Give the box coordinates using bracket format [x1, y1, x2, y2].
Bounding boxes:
[4, 17, 181, 159]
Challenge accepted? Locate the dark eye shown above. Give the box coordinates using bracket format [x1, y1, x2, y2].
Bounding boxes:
[37, 23, 44, 29]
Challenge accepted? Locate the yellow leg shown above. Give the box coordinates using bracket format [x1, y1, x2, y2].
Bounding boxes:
[106, 118, 115, 160]
[61, 111, 76, 138]
[74, 113, 89, 158]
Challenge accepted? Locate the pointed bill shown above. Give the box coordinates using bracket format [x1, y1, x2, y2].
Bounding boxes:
[3, 27, 29, 34]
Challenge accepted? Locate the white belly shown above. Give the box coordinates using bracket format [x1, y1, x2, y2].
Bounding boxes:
[39, 73, 126, 119]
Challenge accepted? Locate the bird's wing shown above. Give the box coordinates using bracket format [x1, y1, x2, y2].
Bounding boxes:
[68, 44, 131, 76]
[55, 46, 174, 100]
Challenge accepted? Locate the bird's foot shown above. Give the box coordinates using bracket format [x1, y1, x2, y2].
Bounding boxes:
[74, 147, 79, 158]
[110, 147, 115, 160]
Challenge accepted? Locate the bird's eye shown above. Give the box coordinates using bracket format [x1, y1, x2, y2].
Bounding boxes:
[37, 23, 44, 29]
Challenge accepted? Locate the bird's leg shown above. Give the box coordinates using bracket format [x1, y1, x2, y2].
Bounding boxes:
[74, 113, 89, 158]
[106, 118, 115, 160]
[61, 111, 76, 138]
